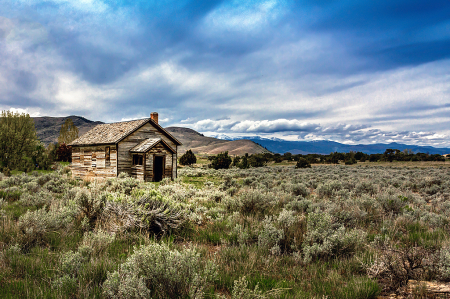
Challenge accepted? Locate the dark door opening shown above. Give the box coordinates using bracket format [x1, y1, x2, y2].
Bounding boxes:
[154, 156, 164, 182]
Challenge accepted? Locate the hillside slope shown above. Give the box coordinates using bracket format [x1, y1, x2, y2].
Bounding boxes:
[33, 116, 103, 145]
[165, 127, 269, 155]
[32, 117, 269, 155]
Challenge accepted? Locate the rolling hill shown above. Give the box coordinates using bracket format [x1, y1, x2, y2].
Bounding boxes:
[32, 116, 269, 155]
[33, 116, 103, 145]
[164, 127, 269, 155]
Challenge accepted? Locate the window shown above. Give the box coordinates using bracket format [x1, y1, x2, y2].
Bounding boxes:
[105, 146, 110, 162]
[133, 154, 143, 166]
[105, 146, 111, 167]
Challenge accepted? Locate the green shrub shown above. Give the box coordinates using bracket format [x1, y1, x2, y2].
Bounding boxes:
[0, 187, 21, 201]
[17, 204, 76, 250]
[285, 197, 311, 212]
[179, 149, 197, 166]
[345, 158, 357, 165]
[102, 191, 186, 235]
[209, 152, 232, 170]
[227, 276, 284, 299]
[74, 188, 107, 227]
[302, 211, 366, 263]
[81, 230, 115, 256]
[295, 158, 311, 168]
[52, 245, 91, 293]
[238, 154, 250, 169]
[277, 209, 305, 253]
[291, 183, 309, 197]
[237, 189, 274, 215]
[258, 217, 284, 255]
[248, 154, 268, 168]
[2, 168, 11, 177]
[43, 177, 67, 193]
[368, 235, 439, 291]
[439, 247, 450, 281]
[133, 194, 186, 235]
[232, 156, 241, 167]
[316, 180, 342, 198]
[378, 192, 406, 215]
[103, 242, 217, 299]
[105, 176, 139, 195]
[19, 191, 52, 207]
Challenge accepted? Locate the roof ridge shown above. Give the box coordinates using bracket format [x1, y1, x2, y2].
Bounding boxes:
[101, 117, 150, 125]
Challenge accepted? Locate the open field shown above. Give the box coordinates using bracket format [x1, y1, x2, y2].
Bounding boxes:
[2, 163, 450, 298]
[186, 157, 450, 168]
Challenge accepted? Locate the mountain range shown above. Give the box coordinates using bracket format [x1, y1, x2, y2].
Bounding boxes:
[32, 116, 450, 155]
[242, 137, 450, 155]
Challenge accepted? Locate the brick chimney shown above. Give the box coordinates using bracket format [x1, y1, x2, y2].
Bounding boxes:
[150, 112, 158, 124]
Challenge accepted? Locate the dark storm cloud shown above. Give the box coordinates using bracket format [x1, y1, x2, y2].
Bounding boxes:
[3, 0, 449, 87]
[45, 0, 228, 84]
[362, 40, 450, 69]
[0, 93, 44, 108]
[1, 0, 450, 145]
[13, 71, 38, 92]
[291, 0, 450, 71]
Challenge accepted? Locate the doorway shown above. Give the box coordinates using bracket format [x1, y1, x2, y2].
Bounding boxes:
[153, 155, 164, 182]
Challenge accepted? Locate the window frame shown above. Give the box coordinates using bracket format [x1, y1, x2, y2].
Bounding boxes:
[132, 154, 143, 166]
[105, 146, 110, 162]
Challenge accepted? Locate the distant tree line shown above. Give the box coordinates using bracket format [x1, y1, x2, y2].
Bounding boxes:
[201, 148, 447, 170]
[0, 111, 79, 175]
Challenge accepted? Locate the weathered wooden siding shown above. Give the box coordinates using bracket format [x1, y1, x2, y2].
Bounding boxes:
[117, 123, 176, 176]
[71, 145, 117, 179]
[143, 143, 173, 181]
[131, 164, 145, 181]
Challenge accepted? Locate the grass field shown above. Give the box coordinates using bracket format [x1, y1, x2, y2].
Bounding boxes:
[1, 162, 450, 298]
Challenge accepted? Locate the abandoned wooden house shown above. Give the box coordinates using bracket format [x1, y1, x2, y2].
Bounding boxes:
[69, 112, 182, 181]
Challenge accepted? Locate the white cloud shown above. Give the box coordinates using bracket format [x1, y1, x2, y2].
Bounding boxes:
[4, 107, 41, 117]
[179, 117, 450, 147]
[203, 0, 285, 32]
[230, 119, 319, 133]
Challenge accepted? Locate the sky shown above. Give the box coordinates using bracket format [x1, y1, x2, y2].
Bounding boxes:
[0, 0, 450, 147]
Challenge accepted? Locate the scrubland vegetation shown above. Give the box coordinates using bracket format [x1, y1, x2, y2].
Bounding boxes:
[2, 163, 450, 298]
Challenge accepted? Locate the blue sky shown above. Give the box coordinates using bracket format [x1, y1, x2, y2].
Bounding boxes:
[1, 0, 450, 146]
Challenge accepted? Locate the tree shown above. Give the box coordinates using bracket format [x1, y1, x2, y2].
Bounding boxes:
[56, 143, 72, 162]
[344, 151, 357, 165]
[238, 153, 250, 169]
[283, 152, 293, 161]
[369, 154, 380, 162]
[345, 157, 357, 165]
[0, 110, 38, 171]
[179, 149, 197, 166]
[46, 143, 58, 162]
[329, 152, 340, 164]
[296, 157, 311, 168]
[383, 149, 398, 162]
[32, 142, 54, 170]
[248, 153, 269, 167]
[354, 152, 365, 160]
[232, 155, 241, 167]
[208, 151, 232, 170]
[58, 118, 79, 145]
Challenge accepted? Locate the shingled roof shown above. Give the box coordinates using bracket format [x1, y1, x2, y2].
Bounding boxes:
[69, 118, 181, 146]
[130, 138, 176, 153]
